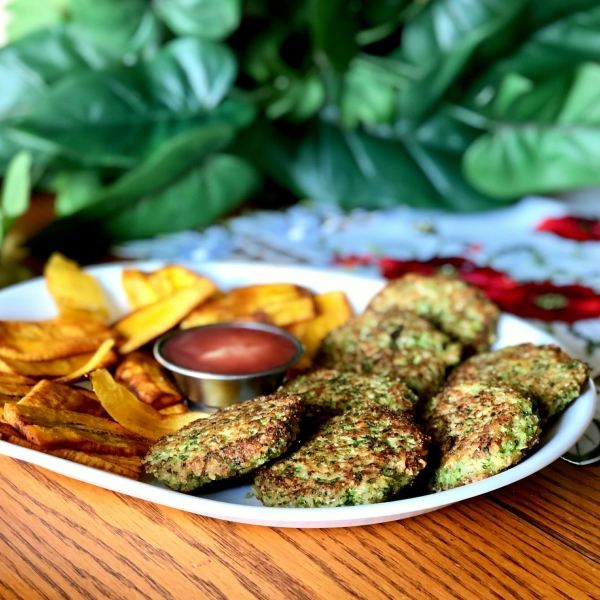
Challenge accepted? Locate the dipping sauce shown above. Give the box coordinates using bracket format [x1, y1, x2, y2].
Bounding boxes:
[161, 324, 301, 375]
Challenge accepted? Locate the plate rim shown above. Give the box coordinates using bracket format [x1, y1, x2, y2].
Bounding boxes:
[0, 260, 595, 528]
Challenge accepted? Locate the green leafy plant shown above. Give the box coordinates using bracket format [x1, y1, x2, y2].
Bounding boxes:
[1, 0, 600, 259]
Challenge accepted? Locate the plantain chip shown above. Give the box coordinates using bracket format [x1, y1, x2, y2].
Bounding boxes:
[158, 403, 188, 415]
[114, 350, 183, 408]
[123, 265, 212, 309]
[0, 317, 115, 362]
[115, 280, 217, 354]
[181, 283, 310, 328]
[0, 372, 37, 385]
[19, 379, 105, 417]
[285, 291, 353, 372]
[257, 295, 316, 327]
[0, 372, 36, 398]
[0, 395, 18, 408]
[0, 421, 39, 448]
[55, 338, 115, 383]
[48, 449, 141, 480]
[45, 253, 110, 322]
[0, 421, 23, 440]
[93, 453, 142, 473]
[90, 369, 207, 441]
[0, 372, 37, 408]
[3, 402, 151, 455]
[1, 348, 118, 378]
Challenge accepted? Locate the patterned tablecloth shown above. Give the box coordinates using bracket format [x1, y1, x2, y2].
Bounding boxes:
[114, 193, 600, 462]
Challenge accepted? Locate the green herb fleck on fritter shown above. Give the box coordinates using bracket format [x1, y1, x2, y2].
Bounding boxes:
[316, 308, 461, 399]
[425, 381, 541, 492]
[254, 406, 429, 507]
[142, 393, 304, 492]
[281, 368, 418, 426]
[368, 274, 500, 354]
[448, 343, 590, 420]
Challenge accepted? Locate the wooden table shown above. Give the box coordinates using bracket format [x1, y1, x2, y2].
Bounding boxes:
[0, 454, 598, 599]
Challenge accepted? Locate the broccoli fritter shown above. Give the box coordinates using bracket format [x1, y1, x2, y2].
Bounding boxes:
[316, 308, 461, 399]
[281, 369, 419, 425]
[425, 381, 541, 492]
[448, 343, 590, 420]
[254, 406, 429, 507]
[368, 273, 500, 354]
[142, 394, 304, 492]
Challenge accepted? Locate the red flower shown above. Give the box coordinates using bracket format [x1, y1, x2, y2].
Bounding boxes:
[372, 257, 600, 323]
[495, 283, 600, 323]
[536, 216, 600, 242]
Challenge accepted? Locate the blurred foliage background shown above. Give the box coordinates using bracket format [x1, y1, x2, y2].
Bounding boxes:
[1, 0, 600, 260]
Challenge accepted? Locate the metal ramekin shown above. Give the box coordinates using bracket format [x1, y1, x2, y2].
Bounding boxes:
[154, 322, 304, 411]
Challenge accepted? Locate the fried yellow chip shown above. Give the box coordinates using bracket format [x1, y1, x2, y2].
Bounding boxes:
[122, 269, 157, 309]
[181, 283, 310, 328]
[285, 291, 353, 371]
[45, 253, 109, 322]
[18, 380, 105, 417]
[0, 372, 37, 385]
[3, 403, 151, 455]
[0, 421, 23, 440]
[48, 449, 141, 480]
[115, 280, 217, 354]
[258, 296, 316, 327]
[0, 395, 18, 408]
[0, 372, 36, 398]
[123, 266, 212, 309]
[158, 403, 188, 415]
[90, 369, 206, 441]
[0, 317, 115, 362]
[0, 421, 39, 448]
[92, 453, 143, 472]
[0, 371, 37, 408]
[1, 348, 118, 378]
[55, 338, 116, 383]
[114, 350, 183, 408]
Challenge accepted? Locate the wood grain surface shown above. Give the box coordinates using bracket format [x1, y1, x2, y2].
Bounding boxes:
[0, 455, 598, 600]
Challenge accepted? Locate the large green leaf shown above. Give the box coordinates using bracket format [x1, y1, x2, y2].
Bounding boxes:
[6, 0, 69, 42]
[485, 72, 574, 123]
[397, 0, 529, 119]
[464, 63, 600, 198]
[468, 5, 600, 106]
[0, 151, 32, 247]
[29, 37, 237, 128]
[464, 124, 600, 198]
[529, 0, 600, 29]
[28, 153, 258, 257]
[8, 0, 162, 59]
[264, 75, 325, 122]
[102, 154, 259, 240]
[29, 123, 234, 241]
[308, 0, 359, 73]
[15, 39, 247, 169]
[69, 0, 163, 60]
[241, 119, 508, 212]
[0, 26, 115, 122]
[362, 0, 412, 27]
[53, 170, 103, 216]
[13, 99, 254, 171]
[341, 56, 409, 128]
[155, 0, 241, 41]
[1, 151, 32, 219]
[88, 123, 235, 209]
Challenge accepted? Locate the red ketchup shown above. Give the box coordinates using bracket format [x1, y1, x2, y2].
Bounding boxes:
[161, 325, 299, 375]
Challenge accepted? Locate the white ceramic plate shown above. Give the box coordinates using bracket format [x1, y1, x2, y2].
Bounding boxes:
[0, 261, 595, 528]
